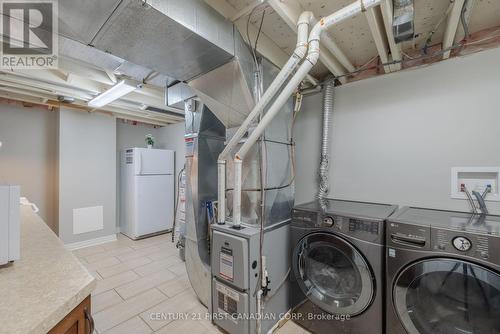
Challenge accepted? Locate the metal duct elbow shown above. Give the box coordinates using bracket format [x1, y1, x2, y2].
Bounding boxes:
[317, 80, 334, 202]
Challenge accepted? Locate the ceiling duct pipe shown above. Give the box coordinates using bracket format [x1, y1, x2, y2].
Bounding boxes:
[317, 80, 334, 204]
[392, 0, 415, 43]
[231, 0, 382, 228]
[216, 11, 315, 225]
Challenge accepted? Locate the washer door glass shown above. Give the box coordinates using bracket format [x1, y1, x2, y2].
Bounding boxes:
[293, 232, 375, 316]
[393, 258, 500, 334]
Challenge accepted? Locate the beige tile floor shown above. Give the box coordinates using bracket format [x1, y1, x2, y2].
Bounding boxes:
[73, 233, 308, 334]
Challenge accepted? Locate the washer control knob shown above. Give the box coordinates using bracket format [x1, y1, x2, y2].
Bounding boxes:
[323, 216, 334, 227]
[452, 236, 472, 252]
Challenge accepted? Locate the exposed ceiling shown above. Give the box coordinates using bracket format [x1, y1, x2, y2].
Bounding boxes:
[211, 0, 500, 81]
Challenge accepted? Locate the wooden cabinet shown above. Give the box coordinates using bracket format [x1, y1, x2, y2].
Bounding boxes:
[48, 296, 93, 334]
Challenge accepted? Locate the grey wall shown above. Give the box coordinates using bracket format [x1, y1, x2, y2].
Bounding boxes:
[295, 47, 500, 215]
[158, 122, 186, 190]
[58, 108, 116, 244]
[0, 102, 58, 232]
[116, 120, 162, 151]
[0, 102, 184, 242]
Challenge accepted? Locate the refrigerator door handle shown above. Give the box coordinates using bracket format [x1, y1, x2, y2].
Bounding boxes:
[137, 151, 142, 175]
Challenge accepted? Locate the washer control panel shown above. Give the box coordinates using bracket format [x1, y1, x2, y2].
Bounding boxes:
[432, 228, 500, 263]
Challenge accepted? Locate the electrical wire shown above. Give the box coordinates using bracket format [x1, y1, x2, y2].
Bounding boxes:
[265, 268, 291, 300]
[422, 0, 455, 54]
[254, 9, 266, 62]
[322, 39, 486, 82]
[460, 0, 471, 40]
[246, 5, 267, 68]
[464, 33, 500, 46]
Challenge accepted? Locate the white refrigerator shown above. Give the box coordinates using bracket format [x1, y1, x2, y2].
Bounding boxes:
[120, 148, 175, 239]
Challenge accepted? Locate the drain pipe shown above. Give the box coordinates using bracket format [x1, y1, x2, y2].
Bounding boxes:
[232, 0, 381, 228]
[317, 80, 334, 203]
[216, 11, 315, 225]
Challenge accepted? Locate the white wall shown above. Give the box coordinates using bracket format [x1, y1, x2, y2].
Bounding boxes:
[59, 109, 116, 244]
[0, 102, 58, 232]
[295, 47, 500, 215]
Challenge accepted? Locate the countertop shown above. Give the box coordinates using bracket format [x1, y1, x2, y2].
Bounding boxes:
[0, 205, 96, 334]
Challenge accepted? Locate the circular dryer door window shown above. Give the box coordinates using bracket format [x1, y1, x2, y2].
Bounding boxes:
[292, 232, 375, 316]
[393, 258, 500, 334]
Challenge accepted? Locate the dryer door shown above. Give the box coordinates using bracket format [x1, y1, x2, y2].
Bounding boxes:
[292, 232, 375, 316]
[393, 258, 500, 334]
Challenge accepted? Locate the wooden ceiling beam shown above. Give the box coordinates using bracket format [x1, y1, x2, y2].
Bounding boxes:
[365, 6, 391, 73]
[443, 0, 466, 59]
[379, 0, 402, 71]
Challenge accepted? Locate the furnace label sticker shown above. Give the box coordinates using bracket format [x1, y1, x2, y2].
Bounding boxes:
[219, 247, 234, 282]
[216, 282, 239, 323]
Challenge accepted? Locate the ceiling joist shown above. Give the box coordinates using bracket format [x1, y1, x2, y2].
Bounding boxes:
[0, 63, 183, 125]
[365, 6, 391, 73]
[205, 0, 317, 86]
[443, 0, 466, 59]
[379, 0, 402, 72]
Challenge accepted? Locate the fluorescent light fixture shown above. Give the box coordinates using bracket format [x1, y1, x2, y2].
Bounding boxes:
[88, 80, 141, 108]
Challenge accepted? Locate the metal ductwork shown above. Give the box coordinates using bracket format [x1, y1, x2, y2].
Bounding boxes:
[187, 32, 256, 128]
[164, 30, 258, 128]
[60, 0, 234, 81]
[59, 36, 177, 87]
[59, 0, 257, 125]
[392, 0, 415, 43]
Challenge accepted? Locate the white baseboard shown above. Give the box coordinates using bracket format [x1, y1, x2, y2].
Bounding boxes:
[65, 234, 117, 251]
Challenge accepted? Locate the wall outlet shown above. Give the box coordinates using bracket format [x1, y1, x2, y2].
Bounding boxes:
[451, 167, 500, 202]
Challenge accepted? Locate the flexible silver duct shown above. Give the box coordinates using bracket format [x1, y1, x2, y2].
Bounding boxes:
[317, 80, 334, 202]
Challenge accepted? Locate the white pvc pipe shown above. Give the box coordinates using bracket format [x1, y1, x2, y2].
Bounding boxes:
[232, 0, 381, 227]
[256, 289, 263, 334]
[233, 159, 243, 227]
[216, 11, 314, 224]
[219, 11, 313, 162]
[217, 160, 226, 223]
